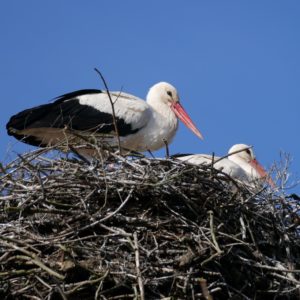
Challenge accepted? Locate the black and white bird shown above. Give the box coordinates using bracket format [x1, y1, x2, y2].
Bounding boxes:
[6, 82, 203, 154]
[175, 144, 275, 187]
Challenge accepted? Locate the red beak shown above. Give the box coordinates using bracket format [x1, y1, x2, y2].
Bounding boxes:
[249, 159, 275, 188]
[171, 102, 203, 140]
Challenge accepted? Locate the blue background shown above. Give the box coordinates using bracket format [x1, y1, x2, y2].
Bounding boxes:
[1, 1, 299, 192]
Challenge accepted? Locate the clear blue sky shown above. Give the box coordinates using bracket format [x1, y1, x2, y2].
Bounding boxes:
[1, 1, 299, 193]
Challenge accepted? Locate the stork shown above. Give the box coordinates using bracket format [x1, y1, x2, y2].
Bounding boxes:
[6, 82, 203, 155]
[175, 144, 275, 187]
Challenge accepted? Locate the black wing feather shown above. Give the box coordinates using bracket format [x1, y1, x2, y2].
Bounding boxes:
[53, 89, 103, 104]
[171, 153, 194, 158]
[7, 89, 140, 146]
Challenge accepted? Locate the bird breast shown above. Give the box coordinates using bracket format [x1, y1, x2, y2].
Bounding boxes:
[121, 106, 178, 152]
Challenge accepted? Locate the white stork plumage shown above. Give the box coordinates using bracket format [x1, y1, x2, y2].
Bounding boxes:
[6, 82, 203, 154]
[175, 144, 275, 187]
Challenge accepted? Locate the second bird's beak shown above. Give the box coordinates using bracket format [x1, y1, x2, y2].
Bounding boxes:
[249, 158, 275, 188]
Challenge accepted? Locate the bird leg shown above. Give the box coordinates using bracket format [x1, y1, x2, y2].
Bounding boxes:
[163, 138, 170, 159]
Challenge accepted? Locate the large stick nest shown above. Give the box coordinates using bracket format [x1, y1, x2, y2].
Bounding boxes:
[0, 147, 299, 299]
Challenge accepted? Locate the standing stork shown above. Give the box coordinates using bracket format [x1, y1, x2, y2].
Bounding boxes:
[6, 82, 203, 154]
[175, 144, 275, 187]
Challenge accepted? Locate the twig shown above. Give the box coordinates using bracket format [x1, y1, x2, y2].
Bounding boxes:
[133, 232, 145, 300]
[199, 278, 213, 300]
[99, 188, 134, 222]
[208, 210, 222, 254]
[0, 240, 64, 280]
[94, 67, 122, 155]
[64, 271, 109, 295]
[214, 145, 253, 164]
[270, 272, 300, 285]
[147, 149, 155, 158]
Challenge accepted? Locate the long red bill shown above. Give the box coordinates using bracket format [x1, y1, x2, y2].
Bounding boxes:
[171, 102, 204, 140]
[249, 159, 275, 188]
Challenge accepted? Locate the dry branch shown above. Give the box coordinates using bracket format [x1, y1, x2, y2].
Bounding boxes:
[94, 68, 122, 155]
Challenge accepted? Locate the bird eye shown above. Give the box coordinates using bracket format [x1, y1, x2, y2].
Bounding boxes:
[245, 149, 251, 155]
[167, 91, 173, 97]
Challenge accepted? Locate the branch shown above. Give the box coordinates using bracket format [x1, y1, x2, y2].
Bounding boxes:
[133, 232, 145, 300]
[0, 238, 65, 280]
[208, 210, 222, 254]
[214, 145, 253, 164]
[94, 68, 122, 155]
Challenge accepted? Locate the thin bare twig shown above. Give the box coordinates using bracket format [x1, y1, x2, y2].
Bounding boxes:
[94, 68, 122, 155]
[208, 210, 222, 254]
[199, 278, 213, 300]
[0, 239, 64, 280]
[133, 232, 145, 300]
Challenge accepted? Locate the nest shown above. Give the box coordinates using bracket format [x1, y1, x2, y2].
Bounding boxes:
[0, 147, 299, 299]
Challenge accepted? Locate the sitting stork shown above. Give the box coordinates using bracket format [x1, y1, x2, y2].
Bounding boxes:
[175, 144, 275, 187]
[6, 82, 203, 155]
